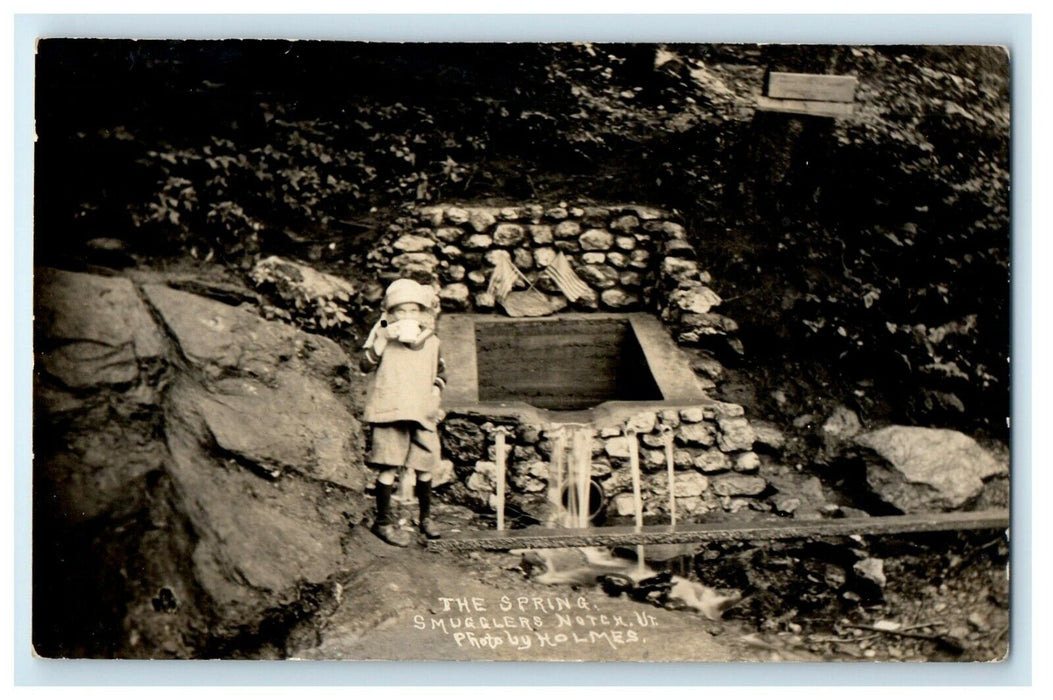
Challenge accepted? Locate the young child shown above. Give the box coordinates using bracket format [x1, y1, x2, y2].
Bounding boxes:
[360, 279, 447, 547]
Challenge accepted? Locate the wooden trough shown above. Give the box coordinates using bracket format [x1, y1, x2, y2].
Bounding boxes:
[427, 509, 1010, 552]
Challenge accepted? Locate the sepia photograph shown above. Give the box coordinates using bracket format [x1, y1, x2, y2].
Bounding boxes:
[29, 34, 1013, 666]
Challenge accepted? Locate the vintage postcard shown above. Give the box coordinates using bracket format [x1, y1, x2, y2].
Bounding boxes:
[30, 36, 1012, 666]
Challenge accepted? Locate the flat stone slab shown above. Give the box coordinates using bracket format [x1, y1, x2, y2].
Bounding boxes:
[427, 509, 1009, 552]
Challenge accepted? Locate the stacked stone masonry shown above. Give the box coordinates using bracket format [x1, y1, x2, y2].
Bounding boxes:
[439, 401, 770, 523]
[374, 204, 741, 345]
[374, 202, 756, 523]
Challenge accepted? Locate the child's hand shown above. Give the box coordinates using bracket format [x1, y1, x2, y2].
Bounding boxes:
[363, 320, 389, 357]
[429, 385, 445, 423]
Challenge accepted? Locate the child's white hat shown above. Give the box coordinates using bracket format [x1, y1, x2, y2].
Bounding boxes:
[383, 278, 435, 311]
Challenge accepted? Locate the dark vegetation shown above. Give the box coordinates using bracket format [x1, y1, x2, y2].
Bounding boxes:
[35, 40, 1010, 438]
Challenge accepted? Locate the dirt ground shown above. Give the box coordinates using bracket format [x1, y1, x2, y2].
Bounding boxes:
[280, 499, 1008, 664]
[289, 515, 800, 662]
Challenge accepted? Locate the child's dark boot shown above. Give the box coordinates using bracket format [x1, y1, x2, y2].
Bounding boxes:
[371, 481, 410, 547]
[415, 478, 442, 539]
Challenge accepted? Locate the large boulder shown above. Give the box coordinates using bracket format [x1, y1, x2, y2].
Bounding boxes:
[852, 426, 1008, 511]
[194, 371, 364, 489]
[142, 284, 348, 383]
[35, 270, 371, 656]
[35, 268, 166, 389]
[165, 377, 362, 633]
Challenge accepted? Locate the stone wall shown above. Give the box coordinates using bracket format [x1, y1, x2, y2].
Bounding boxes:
[373, 203, 739, 352]
[372, 201, 757, 523]
[438, 401, 778, 524]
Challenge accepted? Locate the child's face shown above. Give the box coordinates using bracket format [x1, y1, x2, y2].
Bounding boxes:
[389, 302, 425, 322]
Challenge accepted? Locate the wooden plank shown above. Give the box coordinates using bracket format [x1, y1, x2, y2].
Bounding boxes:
[756, 96, 855, 119]
[767, 72, 858, 103]
[427, 509, 1009, 552]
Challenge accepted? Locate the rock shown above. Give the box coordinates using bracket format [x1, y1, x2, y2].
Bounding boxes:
[852, 558, 886, 599]
[529, 225, 554, 245]
[433, 459, 456, 488]
[439, 418, 486, 463]
[579, 229, 614, 251]
[751, 421, 787, 453]
[629, 249, 651, 269]
[674, 449, 695, 468]
[533, 246, 558, 268]
[717, 416, 756, 452]
[36, 268, 167, 389]
[193, 372, 363, 489]
[466, 270, 488, 288]
[706, 401, 746, 419]
[468, 209, 497, 233]
[710, 475, 767, 497]
[604, 436, 632, 460]
[467, 461, 499, 492]
[619, 271, 643, 288]
[553, 240, 582, 254]
[663, 239, 696, 258]
[517, 425, 542, 445]
[734, 452, 761, 473]
[498, 207, 520, 221]
[694, 449, 732, 474]
[612, 493, 638, 517]
[689, 354, 724, 381]
[582, 252, 607, 265]
[513, 247, 534, 270]
[679, 312, 738, 334]
[605, 252, 629, 269]
[445, 207, 470, 224]
[438, 283, 470, 311]
[661, 258, 700, 283]
[641, 432, 666, 448]
[142, 284, 347, 382]
[967, 612, 988, 631]
[600, 289, 640, 309]
[484, 249, 512, 266]
[464, 234, 493, 249]
[676, 422, 716, 447]
[772, 495, 801, 516]
[610, 215, 640, 233]
[391, 252, 439, 272]
[679, 406, 705, 423]
[647, 221, 687, 240]
[554, 220, 582, 239]
[853, 426, 1008, 511]
[577, 264, 619, 289]
[626, 411, 657, 434]
[419, 206, 445, 227]
[642, 449, 665, 470]
[659, 409, 681, 429]
[435, 227, 464, 244]
[165, 383, 360, 637]
[544, 206, 569, 221]
[823, 404, 862, 445]
[392, 234, 435, 253]
[615, 235, 637, 251]
[493, 223, 526, 246]
[670, 286, 723, 314]
[441, 264, 466, 283]
[673, 472, 709, 498]
[823, 564, 848, 589]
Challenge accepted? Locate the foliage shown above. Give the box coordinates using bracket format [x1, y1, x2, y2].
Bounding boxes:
[35, 40, 1011, 436]
[248, 256, 361, 333]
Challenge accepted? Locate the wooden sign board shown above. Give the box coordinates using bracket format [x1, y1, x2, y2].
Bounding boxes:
[766, 72, 858, 103]
[756, 96, 855, 118]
